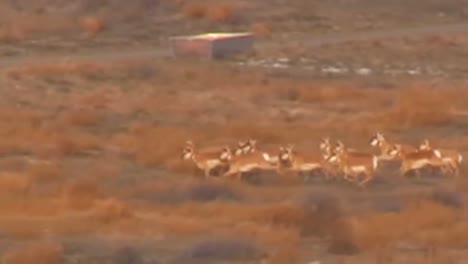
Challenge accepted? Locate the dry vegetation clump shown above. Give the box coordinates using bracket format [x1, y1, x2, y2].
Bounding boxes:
[184, 181, 244, 202]
[351, 199, 460, 252]
[430, 188, 464, 209]
[130, 180, 244, 205]
[6, 62, 107, 79]
[231, 223, 302, 264]
[26, 162, 62, 184]
[381, 85, 459, 128]
[59, 107, 104, 127]
[63, 179, 104, 210]
[250, 22, 272, 38]
[181, 2, 237, 22]
[89, 198, 134, 224]
[0, 172, 32, 197]
[248, 204, 304, 229]
[2, 241, 64, 264]
[174, 237, 266, 263]
[0, 218, 45, 240]
[298, 193, 360, 255]
[79, 16, 105, 36]
[49, 131, 102, 157]
[0, 4, 75, 42]
[112, 246, 144, 264]
[116, 124, 195, 167]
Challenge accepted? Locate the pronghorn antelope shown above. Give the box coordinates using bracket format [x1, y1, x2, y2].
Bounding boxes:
[235, 138, 280, 166]
[234, 139, 254, 156]
[277, 144, 334, 180]
[333, 141, 380, 187]
[388, 144, 445, 178]
[419, 139, 463, 177]
[369, 132, 418, 160]
[181, 141, 230, 178]
[220, 146, 276, 180]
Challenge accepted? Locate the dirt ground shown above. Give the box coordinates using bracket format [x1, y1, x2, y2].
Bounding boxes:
[0, 1, 468, 264]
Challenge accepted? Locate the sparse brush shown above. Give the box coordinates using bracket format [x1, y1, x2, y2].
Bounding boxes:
[384, 86, 455, 127]
[27, 162, 62, 184]
[2, 241, 64, 264]
[430, 188, 464, 209]
[181, 3, 236, 22]
[63, 179, 104, 210]
[79, 16, 105, 36]
[89, 198, 134, 224]
[112, 246, 144, 264]
[174, 237, 266, 263]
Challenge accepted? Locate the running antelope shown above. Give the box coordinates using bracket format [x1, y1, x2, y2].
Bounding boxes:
[369, 132, 418, 160]
[419, 139, 463, 177]
[182, 141, 230, 178]
[277, 144, 333, 180]
[220, 146, 276, 180]
[235, 139, 280, 166]
[319, 138, 342, 178]
[388, 144, 445, 178]
[333, 141, 380, 187]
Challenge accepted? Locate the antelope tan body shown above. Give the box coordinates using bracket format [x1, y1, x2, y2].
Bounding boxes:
[222, 150, 275, 180]
[182, 142, 229, 178]
[389, 145, 444, 178]
[419, 139, 463, 177]
[333, 141, 379, 187]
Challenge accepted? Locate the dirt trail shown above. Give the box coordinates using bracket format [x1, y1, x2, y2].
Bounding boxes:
[0, 22, 468, 69]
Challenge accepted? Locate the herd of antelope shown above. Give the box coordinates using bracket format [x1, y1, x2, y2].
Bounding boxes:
[181, 132, 463, 187]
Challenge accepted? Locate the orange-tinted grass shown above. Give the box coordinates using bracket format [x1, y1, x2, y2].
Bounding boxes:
[79, 16, 105, 36]
[352, 200, 459, 251]
[182, 2, 236, 22]
[88, 198, 134, 224]
[2, 241, 64, 264]
[0, 172, 31, 195]
[0, 218, 46, 240]
[26, 161, 62, 184]
[59, 107, 104, 127]
[62, 179, 105, 211]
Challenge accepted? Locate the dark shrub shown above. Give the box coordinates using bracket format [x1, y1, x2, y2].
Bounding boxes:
[431, 188, 464, 209]
[175, 237, 265, 262]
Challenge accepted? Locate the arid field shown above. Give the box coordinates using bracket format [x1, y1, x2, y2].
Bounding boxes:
[0, 1, 468, 264]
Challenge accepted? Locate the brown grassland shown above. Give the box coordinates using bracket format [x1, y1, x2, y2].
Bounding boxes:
[0, 0, 468, 263]
[0, 57, 467, 263]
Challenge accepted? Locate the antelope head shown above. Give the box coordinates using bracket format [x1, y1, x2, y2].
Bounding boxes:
[419, 139, 431, 151]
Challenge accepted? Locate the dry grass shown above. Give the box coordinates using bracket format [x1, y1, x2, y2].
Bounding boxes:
[6, 61, 107, 78]
[0, 4, 75, 42]
[79, 16, 105, 36]
[0, 54, 467, 262]
[382, 85, 457, 127]
[0, 172, 31, 196]
[181, 2, 237, 22]
[60, 107, 104, 127]
[250, 22, 272, 38]
[352, 200, 460, 251]
[3, 241, 64, 264]
[26, 162, 62, 184]
[175, 237, 266, 262]
[62, 179, 104, 210]
[89, 198, 134, 224]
